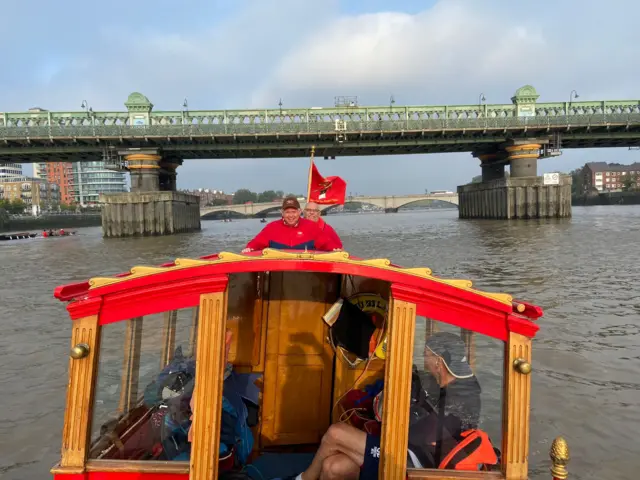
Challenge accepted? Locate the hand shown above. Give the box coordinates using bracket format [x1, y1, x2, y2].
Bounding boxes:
[333, 248, 343, 252]
[241, 248, 252, 253]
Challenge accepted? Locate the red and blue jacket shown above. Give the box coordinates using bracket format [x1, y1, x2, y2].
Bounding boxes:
[246, 218, 339, 251]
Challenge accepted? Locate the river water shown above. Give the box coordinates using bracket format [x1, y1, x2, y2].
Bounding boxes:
[1, 206, 639, 479]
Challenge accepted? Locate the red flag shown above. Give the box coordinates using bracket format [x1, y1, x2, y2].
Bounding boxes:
[307, 159, 347, 205]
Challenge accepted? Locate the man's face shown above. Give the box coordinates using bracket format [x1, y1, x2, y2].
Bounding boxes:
[282, 207, 301, 225]
[304, 203, 320, 222]
[423, 346, 442, 379]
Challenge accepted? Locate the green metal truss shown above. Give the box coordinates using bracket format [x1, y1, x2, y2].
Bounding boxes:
[1, 86, 640, 162]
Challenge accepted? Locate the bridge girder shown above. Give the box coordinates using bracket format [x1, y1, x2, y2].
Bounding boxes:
[2, 120, 640, 163]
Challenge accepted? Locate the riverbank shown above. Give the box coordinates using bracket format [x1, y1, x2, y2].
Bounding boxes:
[0, 213, 102, 233]
[572, 191, 640, 206]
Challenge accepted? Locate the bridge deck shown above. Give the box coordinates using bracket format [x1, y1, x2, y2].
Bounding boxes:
[1, 115, 640, 162]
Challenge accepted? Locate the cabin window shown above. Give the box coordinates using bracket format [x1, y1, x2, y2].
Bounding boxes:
[405, 317, 503, 473]
[89, 307, 198, 462]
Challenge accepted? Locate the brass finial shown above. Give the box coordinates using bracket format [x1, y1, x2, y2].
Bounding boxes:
[550, 436, 570, 479]
[311, 145, 316, 155]
[70, 343, 90, 360]
[513, 357, 532, 375]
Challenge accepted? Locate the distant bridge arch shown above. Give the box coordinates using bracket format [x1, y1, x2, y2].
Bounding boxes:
[199, 194, 459, 218]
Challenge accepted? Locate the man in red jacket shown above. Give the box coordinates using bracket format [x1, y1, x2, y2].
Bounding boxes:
[303, 201, 343, 250]
[242, 196, 340, 252]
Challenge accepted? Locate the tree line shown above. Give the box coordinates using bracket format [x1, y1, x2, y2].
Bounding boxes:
[0, 199, 26, 214]
[232, 189, 303, 204]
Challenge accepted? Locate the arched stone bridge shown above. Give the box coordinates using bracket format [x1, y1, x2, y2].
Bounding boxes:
[200, 193, 458, 217]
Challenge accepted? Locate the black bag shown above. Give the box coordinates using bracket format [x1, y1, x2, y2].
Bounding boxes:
[329, 298, 376, 360]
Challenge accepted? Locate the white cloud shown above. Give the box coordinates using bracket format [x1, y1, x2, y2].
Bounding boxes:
[250, 1, 550, 107]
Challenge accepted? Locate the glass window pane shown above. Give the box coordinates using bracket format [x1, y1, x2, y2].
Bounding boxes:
[406, 317, 503, 472]
[89, 307, 198, 461]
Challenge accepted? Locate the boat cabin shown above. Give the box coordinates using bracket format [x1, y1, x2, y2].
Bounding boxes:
[50, 249, 568, 480]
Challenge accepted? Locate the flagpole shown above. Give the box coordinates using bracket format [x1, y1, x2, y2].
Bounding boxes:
[307, 145, 315, 201]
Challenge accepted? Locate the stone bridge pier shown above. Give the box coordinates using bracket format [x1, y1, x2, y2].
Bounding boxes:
[100, 149, 201, 237]
[459, 140, 572, 219]
[458, 85, 571, 220]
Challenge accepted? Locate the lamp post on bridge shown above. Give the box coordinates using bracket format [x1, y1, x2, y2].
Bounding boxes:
[182, 98, 189, 125]
[80, 100, 93, 126]
[568, 90, 579, 115]
[478, 93, 486, 118]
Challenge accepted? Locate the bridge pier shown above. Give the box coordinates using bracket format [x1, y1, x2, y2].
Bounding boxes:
[479, 153, 506, 182]
[461, 142, 571, 219]
[100, 150, 200, 237]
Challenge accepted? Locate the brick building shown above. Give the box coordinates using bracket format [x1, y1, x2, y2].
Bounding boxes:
[0, 176, 61, 214]
[182, 188, 232, 207]
[581, 162, 640, 192]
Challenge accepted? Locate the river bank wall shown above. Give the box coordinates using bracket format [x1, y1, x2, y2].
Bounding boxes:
[0, 213, 102, 233]
[572, 191, 640, 206]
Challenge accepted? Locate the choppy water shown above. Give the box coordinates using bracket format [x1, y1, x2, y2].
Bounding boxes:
[1, 206, 639, 479]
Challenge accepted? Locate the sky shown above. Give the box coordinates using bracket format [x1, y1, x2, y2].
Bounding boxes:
[1, 0, 639, 195]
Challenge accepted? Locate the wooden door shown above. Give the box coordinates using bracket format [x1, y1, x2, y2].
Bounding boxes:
[260, 272, 338, 446]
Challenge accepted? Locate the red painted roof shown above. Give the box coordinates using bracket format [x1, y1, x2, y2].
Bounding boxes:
[54, 249, 542, 340]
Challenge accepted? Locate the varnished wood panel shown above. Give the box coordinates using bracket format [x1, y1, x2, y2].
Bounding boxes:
[502, 332, 532, 480]
[276, 272, 335, 356]
[380, 298, 416, 480]
[189, 291, 228, 480]
[260, 272, 337, 446]
[332, 358, 386, 423]
[60, 315, 101, 469]
[272, 355, 327, 444]
[118, 317, 143, 414]
[160, 310, 177, 368]
[226, 273, 264, 366]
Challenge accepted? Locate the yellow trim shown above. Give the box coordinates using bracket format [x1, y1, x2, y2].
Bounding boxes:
[127, 164, 161, 169]
[504, 144, 541, 153]
[87, 249, 513, 306]
[125, 154, 162, 161]
[507, 153, 539, 160]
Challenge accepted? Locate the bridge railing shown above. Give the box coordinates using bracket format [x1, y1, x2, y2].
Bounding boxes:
[1, 114, 640, 138]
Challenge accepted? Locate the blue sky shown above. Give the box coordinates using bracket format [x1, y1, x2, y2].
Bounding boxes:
[1, 0, 639, 195]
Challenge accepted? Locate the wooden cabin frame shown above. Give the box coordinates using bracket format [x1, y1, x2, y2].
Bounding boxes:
[51, 249, 541, 480]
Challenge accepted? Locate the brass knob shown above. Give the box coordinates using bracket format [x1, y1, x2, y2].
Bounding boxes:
[513, 357, 531, 374]
[70, 343, 90, 359]
[550, 436, 570, 479]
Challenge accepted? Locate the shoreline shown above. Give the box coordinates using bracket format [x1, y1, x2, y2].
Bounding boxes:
[0, 213, 102, 233]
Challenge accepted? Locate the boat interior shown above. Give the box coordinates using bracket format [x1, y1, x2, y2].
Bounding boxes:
[52, 250, 541, 480]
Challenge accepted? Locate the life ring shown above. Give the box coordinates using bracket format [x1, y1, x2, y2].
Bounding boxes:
[345, 293, 388, 360]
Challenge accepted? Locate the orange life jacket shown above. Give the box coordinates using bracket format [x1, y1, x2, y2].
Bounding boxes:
[438, 429, 498, 471]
